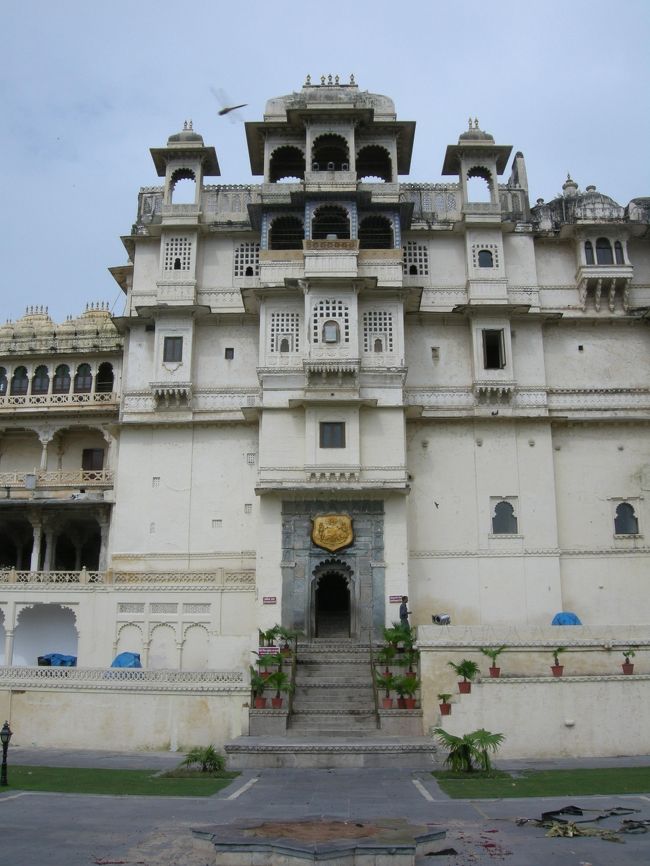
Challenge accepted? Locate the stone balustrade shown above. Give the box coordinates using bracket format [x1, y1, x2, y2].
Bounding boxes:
[0, 666, 246, 692]
[0, 469, 114, 488]
[0, 392, 117, 410]
[0, 568, 104, 584]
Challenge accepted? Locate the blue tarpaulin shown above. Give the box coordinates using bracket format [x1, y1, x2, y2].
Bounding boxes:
[38, 653, 77, 666]
[552, 611, 582, 625]
[110, 652, 142, 668]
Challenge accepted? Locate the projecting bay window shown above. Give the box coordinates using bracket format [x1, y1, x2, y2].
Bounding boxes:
[319, 422, 346, 449]
[482, 329, 505, 370]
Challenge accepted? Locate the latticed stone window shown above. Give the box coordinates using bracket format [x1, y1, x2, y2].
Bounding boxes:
[402, 241, 429, 276]
[270, 311, 301, 352]
[163, 236, 192, 271]
[234, 242, 260, 277]
[471, 243, 499, 269]
[312, 298, 350, 344]
[362, 310, 394, 352]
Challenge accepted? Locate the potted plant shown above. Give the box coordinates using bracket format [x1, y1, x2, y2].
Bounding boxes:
[376, 671, 396, 709]
[480, 645, 507, 678]
[260, 627, 279, 648]
[396, 675, 420, 709]
[551, 647, 566, 677]
[376, 645, 396, 673]
[448, 659, 480, 693]
[266, 669, 293, 709]
[404, 647, 420, 679]
[274, 625, 295, 658]
[622, 649, 636, 675]
[250, 666, 268, 709]
[438, 693, 453, 716]
[254, 650, 283, 678]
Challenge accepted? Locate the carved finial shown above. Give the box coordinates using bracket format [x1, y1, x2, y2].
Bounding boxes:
[188, 119, 193, 130]
[321, 75, 325, 85]
[335, 74, 339, 85]
[468, 116, 472, 129]
[350, 73, 355, 85]
[183, 120, 188, 130]
[474, 117, 479, 129]
[327, 74, 333, 85]
[305, 74, 311, 85]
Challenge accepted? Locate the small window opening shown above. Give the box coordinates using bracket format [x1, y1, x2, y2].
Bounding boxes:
[245, 265, 254, 276]
[615, 502, 639, 535]
[82, 448, 105, 471]
[279, 338, 290, 353]
[163, 336, 183, 363]
[31, 365, 50, 395]
[95, 362, 114, 393]
[268, 216, 304, 250]
[10, 366, 29, 396]
[269, 146, 306, 183]
[73, 363, 93, 393]
[596, 237, 614, 265]
[466, 168, 492, 202]
[173, 257, 182, 270]
[322, 320, 340, 344]
[482, 329, 505, 369]
[311, 134, 349, 172]
[53, 364, 71, 394]
[170, 169, 196, 204]
[358, 215, 393, 249]
[319, 421, 346, 448]
[356, 145, 392, 183]
[478, 249, 494, 268]
[409, 264, 417, 275]
[312, 206, 350, 241]
[373, 338, 383, 352]
[585, 240, 594, 265]
[224, 347, 234, 360]
[614, 240, 624, 264]
[492, 500, 518, 534]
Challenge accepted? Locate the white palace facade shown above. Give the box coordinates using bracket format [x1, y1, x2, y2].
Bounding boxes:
[1, 77, 649, 758]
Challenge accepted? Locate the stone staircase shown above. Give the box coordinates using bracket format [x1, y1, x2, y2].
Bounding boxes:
[224, 639, 436, 769]
[288, 640, 378, 735]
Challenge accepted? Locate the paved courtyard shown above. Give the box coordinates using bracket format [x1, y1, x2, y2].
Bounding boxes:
[1, 749, 649, 865]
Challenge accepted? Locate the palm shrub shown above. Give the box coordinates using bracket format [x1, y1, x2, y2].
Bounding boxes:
[266, 669, 293, 700]
[480, 646, 507, 666]
[448, 659, 479, 682]
[180, 745, 226, 773]
[433, 727, 505, 773]
[551, 647, 566, 667]
[249, 666, 266, 697]
[376, 645, 396, 672]
[375, 671, 396, 699]
[396, 675, 420, 697]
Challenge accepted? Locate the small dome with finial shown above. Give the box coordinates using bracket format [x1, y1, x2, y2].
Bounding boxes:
[459, 117, 495, 143]
[167, 120, 204, 145]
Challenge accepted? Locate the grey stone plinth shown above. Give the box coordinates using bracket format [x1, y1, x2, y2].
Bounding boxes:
[377, 710, 423, 736]
[249, 709, 289, 735]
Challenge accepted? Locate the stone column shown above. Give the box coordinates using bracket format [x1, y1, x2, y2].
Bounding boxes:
[141, 640, 150, 669]
[4, 630, 14, 666]
[38, 430, 54, 471]
[97, 514, 110, 572]
[42, 526, 56, 572]
[29, 518, 43, 572]
[176, 641, 184, 671]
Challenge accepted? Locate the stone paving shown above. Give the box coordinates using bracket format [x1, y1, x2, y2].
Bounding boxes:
[0, 748, 649, 865]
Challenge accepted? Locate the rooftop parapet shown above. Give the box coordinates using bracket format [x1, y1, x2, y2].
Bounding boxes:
[0, 303, 122, 356]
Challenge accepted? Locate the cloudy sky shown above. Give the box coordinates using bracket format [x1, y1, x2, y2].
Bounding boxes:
[2, 0, 649, 324]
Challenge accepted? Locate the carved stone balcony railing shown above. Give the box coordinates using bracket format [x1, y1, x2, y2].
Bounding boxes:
[0, 568, 104, 584]
[0, 392, 118, 411]
[0, 469, 114, 489]
[0, 666, 246, 693]
[161, 203, 201, 225]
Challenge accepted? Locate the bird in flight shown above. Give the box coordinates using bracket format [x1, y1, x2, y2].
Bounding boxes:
[210, 87, 247, 121]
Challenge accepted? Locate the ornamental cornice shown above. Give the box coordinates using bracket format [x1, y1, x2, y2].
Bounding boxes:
[410, 546, 650, 558]
[417, 640, 650, 650]
[224, 743, 435, 754]
[478, 675, 650, 684]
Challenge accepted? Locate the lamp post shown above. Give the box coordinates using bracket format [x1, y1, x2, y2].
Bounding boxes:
[0, 721, 12, 786]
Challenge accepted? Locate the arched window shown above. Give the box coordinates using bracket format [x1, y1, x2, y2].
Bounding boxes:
[269, 146, 306, 182]
[311, 134, 349, 171]
[169, 168, 196, 204]
[0, 367, 7, 396]
[279, 338, 290, 353]
[466, 167, 492, 202]
[245, 266, 254, 276]
[74, 363, 93, 393]
[478, 249, 494, 268]
[358, 215, 393, 249]
[596, 237, 613, 265]
[374, 338, 383, 352]
[409, 264, 417, 275]
[614, 502, 639, 535]
[95, 362, 114, 393]
[53, 364, 71, 394]
[31, 365, 50, 395]
[10, 366, 28, 396]
[614, 241, 624, 264]
[356, 145, 392, 182]
[312, 206, 350, 240]
[585, 240, 595, 264]
[322, 320, 340, 344]
[492, 501, 518, 534]
[268, 216, 303, 250]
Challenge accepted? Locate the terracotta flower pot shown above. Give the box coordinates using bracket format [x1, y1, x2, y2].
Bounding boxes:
[489, 666, 500, 678]
[439, 702, 451, 716]
[397, 697, 407, 709]
[458, 680, 471, 694]
[382, 697, 394, 709]
[404, 697, 417, 710]
[551, 665, 564, 677]
[271, 697, 283, 709]
[254, 696, 267, 709]
[405, 671, 417, 680]
[622, 662, 634, 675]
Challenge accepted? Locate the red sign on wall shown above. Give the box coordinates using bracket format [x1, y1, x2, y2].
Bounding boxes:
[262, 596, 277, 605]
[389, 595, 404, 603]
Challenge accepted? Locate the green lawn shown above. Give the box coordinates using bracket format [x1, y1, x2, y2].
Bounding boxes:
[3, 766, 239, 797]
[433, 767, 650, 799]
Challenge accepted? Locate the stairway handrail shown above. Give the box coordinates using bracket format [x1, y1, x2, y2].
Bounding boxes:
[287, 632, 298, 721]
[368, 629, 380, 729]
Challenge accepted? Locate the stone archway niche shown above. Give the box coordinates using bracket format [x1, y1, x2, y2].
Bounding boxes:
[312, 560, 353, 638]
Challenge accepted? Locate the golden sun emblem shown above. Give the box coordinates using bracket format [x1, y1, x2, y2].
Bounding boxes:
[311, 515, 354, 552]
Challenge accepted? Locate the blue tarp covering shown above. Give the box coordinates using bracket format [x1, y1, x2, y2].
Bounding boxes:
[552, 611, 582, 625]
[110, 652, 142, 668]
[38, 653, 77, 666]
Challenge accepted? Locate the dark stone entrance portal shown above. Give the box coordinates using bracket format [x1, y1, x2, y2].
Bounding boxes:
[314, 569, 350, 638]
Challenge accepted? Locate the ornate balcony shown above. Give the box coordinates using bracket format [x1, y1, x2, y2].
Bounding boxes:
[0, 392, 117, 412]
[0, 469, 114, 489]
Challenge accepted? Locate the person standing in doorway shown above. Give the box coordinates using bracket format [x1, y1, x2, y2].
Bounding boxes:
[399, 595, 411, 630]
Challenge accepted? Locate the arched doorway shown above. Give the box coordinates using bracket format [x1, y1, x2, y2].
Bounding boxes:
[311, 560, 354, 638]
